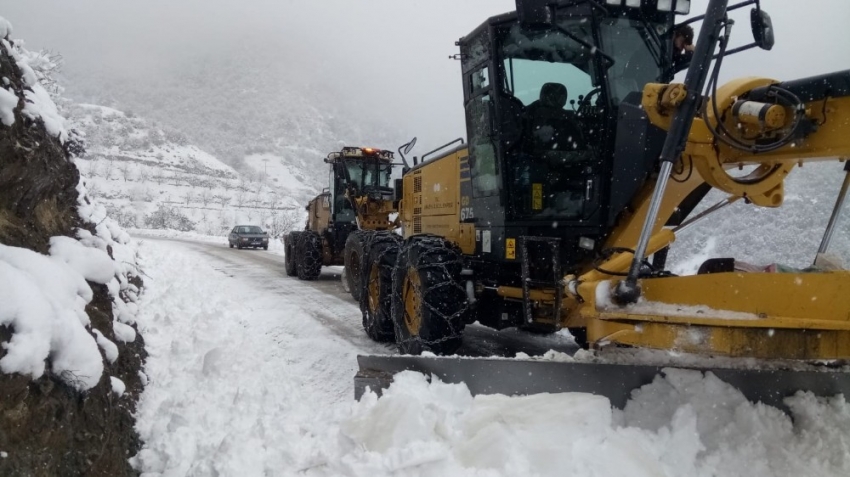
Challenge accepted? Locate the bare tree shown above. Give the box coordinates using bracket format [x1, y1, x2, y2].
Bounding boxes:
[235, 190, 247, 208]
[103, 159, 115, 180]
[269, 192, 281, 210]
[86, 181, 101, 197]
[215, 194, 232, 209]
[181, 190, 194, 205]
[199, 188, 212, 207]
[85, 159, 99, 178]
[119, 162, 132, 182]
[138, 168, 150, 184]
[267, 210, 301, 237]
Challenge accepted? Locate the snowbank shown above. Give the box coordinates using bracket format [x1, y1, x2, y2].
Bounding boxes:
[0, 22, 68, 143]
[336, 370, 850, 477]
[0, 244, 103, 390]
[0, 217, 139, 391]
[0, 16, 12, 40]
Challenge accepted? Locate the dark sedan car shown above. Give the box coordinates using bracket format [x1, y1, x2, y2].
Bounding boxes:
[228, 225, 269, 250]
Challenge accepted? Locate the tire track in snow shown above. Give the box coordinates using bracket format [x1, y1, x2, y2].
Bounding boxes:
[140, 237, 391, 356]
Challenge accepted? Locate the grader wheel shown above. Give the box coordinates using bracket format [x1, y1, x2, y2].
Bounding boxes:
[284, 231, 300, 277]
[360, 232, 400, 342]
[391, 236, 469, 355]
[344, 231, 367, 301]
[296, 231, 322, 281]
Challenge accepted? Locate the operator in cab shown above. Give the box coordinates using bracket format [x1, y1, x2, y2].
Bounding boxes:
[672, 24, 695, 72]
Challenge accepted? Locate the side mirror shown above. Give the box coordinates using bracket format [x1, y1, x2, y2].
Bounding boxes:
[751, 8, 774, 51]
[398, 137, 417, 169]
[403, 137, 417, 156]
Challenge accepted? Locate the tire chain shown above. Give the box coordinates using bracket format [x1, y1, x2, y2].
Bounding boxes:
[360, 231, 401, 341]
[296, 231, 323, 280]
[391, 236, 469, 353]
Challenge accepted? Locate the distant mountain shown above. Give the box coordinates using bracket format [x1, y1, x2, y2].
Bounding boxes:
[64, 48, 407, 190]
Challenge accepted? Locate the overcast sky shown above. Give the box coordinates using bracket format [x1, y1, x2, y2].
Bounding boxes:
[1, 0, 848, 150]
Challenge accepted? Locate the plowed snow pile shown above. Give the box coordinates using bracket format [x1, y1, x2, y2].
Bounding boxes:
[132, 239, 850, 477]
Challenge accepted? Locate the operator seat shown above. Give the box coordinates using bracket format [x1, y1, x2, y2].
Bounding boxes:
[525, 83, 585, 153]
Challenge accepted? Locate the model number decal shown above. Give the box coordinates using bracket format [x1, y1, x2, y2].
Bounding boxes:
[460, 207, 474, 221]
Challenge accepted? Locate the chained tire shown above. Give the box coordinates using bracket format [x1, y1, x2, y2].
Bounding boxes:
[360, 232, 401, 342]
[296, 231, 322, 281]
[391, 236, 469, 355]
[284, 231, 301, 277]
[344, 230, 368, 301]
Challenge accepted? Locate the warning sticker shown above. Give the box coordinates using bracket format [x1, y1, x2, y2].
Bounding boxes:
[532, 183, 543, 210]
[506, 238, 516, 260]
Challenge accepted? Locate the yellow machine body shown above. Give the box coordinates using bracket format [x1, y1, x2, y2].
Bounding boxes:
[399, 148, 476, 255]
[400, 77, 850, 360]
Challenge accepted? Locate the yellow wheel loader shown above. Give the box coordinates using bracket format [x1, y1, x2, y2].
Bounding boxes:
[283, 146, 399, 300]
[354, 0, 850, 408]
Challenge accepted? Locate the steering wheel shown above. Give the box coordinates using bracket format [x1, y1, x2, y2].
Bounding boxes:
[577, 87, 603, 118]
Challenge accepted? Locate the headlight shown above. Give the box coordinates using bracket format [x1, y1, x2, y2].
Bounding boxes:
[241, 237, 249, 241]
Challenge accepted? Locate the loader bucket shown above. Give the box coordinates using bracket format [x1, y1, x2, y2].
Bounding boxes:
[354, 355, 850, 412]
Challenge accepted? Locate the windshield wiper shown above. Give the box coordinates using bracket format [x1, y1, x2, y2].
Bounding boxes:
[636, 13, 665, 69]
[552, 24, 616, 68]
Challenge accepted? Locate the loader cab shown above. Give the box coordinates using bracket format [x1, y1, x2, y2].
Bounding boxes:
[459, 2, 676, 256]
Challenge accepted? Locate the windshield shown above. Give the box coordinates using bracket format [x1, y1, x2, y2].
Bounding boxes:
[500, 19, 598, 107]
[345, 160, 391, 190]
[494, 17, 602, 220]
[599, 15, 668, 104]
[238, 226, 263, 234]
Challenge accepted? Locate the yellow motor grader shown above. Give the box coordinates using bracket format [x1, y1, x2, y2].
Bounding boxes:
[353, 0, 850, 407]
[283, 146, 400, 301]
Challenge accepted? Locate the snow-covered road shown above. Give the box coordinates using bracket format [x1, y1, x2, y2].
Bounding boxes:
[130, 237, 850, 477]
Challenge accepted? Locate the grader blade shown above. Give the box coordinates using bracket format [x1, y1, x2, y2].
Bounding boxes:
[354, 355, 850, 412]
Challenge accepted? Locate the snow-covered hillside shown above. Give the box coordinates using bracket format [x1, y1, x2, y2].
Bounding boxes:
[65, 103, 311, 236]
[669, 163, 850, 272]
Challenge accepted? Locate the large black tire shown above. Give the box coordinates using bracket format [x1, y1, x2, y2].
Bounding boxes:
[360, 232, 401, 342]
[284, 231, 300, 277]
[296, 231, 323, 280]
[391, 236, 469, 355]
[344, 231, 367, 301]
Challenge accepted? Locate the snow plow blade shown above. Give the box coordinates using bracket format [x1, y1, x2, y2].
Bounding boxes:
[354, 355, 850, 411]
